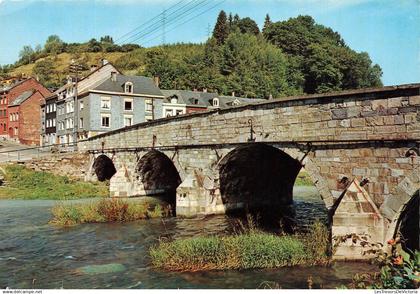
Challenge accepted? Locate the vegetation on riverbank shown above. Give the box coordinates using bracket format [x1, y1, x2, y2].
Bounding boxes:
[342, 238, 419, 289]
[50, 199, 170, 226]
[150, 220, 330, 271]
[295, 170, 314, 186]
[0, 164, 108, 200]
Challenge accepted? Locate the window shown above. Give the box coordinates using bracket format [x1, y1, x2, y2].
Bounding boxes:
[124, 115, 133, 127]
[124, 98, 133, 111]
[52, 118, 56, 127]
[79, 101, 84, 111]
[145, 99, 153, 112]
[53, 103, 56, 112]
[165, 109, 173, 117]
[101, 97, 111, 110]
[14, 127, 18, 136]
[101, 114, 110, 128]
[79, 118, 84, 128]
[213, 98, 219, 107]
[124, 82, 133, 93]
[3, 124, 5, 132]
[66, 101, 74, 113]
[176, 110, 183, 116]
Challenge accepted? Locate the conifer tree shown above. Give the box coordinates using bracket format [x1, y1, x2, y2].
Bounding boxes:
[213, 10, 229, 45]
[263, 14, 272, 34]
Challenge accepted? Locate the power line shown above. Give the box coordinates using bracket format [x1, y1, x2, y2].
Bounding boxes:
[123, 0, 211, 45]
[162, 9, 166, 45]
[117, 0, 204, 45]
[114, 0, 187, 44]
[142, 0, 225, 46]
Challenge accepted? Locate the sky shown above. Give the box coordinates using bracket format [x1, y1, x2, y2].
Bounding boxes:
[0, 0, 419, 86]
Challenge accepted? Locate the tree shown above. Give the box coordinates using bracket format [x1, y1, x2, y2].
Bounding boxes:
[19, 45, 35, 64]
[100, 35, 114, 44]
[44, 35, 65, 54]
[212, 10, 229, 45]
[87, 38, 102, 52]
[236, 17, 260, 35]
[263, 14, 272, 34]
[33, 58, 57, 88]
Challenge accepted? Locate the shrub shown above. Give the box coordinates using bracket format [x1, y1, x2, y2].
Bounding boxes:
[50, 199, 170, 226]
[150, 221, 330, 271]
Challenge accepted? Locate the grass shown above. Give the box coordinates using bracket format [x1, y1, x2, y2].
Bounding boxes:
[295, 170, 315, 186]
[50, 198, 170, 226]
[0, 164, 108, 200]
[149, 219, 330, 272]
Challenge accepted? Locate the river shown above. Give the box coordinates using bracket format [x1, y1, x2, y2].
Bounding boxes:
[0, 186, 376, 289]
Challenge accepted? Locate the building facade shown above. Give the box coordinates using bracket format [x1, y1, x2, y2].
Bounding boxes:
[41, 62, 120, 145]
[0, 78, 51, 143]
[8, 90, 48, 145]
[76, 72, 164, 138]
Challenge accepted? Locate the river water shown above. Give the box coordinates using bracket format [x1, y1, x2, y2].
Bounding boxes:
[0, 186, 376, 289]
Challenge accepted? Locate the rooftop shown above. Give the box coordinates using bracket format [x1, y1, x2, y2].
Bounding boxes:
[9, 90, 35, 106]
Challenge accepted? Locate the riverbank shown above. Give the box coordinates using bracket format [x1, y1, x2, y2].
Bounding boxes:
[150, 221, 330, 271]
[0, 164, 108, 200]
[295, 170, 314, 186]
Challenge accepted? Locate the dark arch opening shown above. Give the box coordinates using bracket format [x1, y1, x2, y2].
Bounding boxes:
[136, 150, 181, 208]
[92, 154, 117, 182]
[219, 143, 302, 231]
[397, 190, 419, 252]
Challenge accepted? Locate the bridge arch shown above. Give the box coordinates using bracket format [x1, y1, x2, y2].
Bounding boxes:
[136, 149, 181, 206]
[92, 154, 117, 181]
[381, 166, 420, 249]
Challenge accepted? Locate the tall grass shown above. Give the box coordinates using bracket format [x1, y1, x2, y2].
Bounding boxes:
[150, 220, 330, 271]
[0, 164, 108, 200]
[50, 198, 170, 226]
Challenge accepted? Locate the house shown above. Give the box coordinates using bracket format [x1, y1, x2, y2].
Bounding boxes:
[8, 90, 48, 145]
[48, 61, 121, 145]
[75, 71, 164, 138]
[0, 77, 51, 143]
[161, 89, 265, 117]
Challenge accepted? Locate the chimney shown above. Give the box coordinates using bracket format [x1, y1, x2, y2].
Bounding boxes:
[90, 64, 98, 72]
[102, 59, 109, 66]
[111, 71, 117, 82]
[153, 76, 160, 88]
[203, 88, 207, 93]
[231, 91, 235, 97]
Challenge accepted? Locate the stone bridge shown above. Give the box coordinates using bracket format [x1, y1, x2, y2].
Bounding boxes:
[79, 84, 419, 259]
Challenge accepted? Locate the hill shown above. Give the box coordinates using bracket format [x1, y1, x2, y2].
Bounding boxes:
[1, 13, 383, 98]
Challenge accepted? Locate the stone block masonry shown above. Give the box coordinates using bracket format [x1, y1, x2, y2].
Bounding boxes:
[22, 152, 91, 181]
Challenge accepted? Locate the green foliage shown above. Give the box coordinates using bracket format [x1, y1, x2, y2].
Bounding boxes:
[150, 221, 330, 271]
[50, 199, 171, 226]
[0, 164, 108, 200]
[19, 46, 35, 65]
[44, 35, 65, 54]
[33, 58, 59, 88]
[264, 15, 382, 93]
[5, 13, 383, 98]
[213, 10, 229, 45]
[342, 237, 419, 289]
[235, 17, 260, 35]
